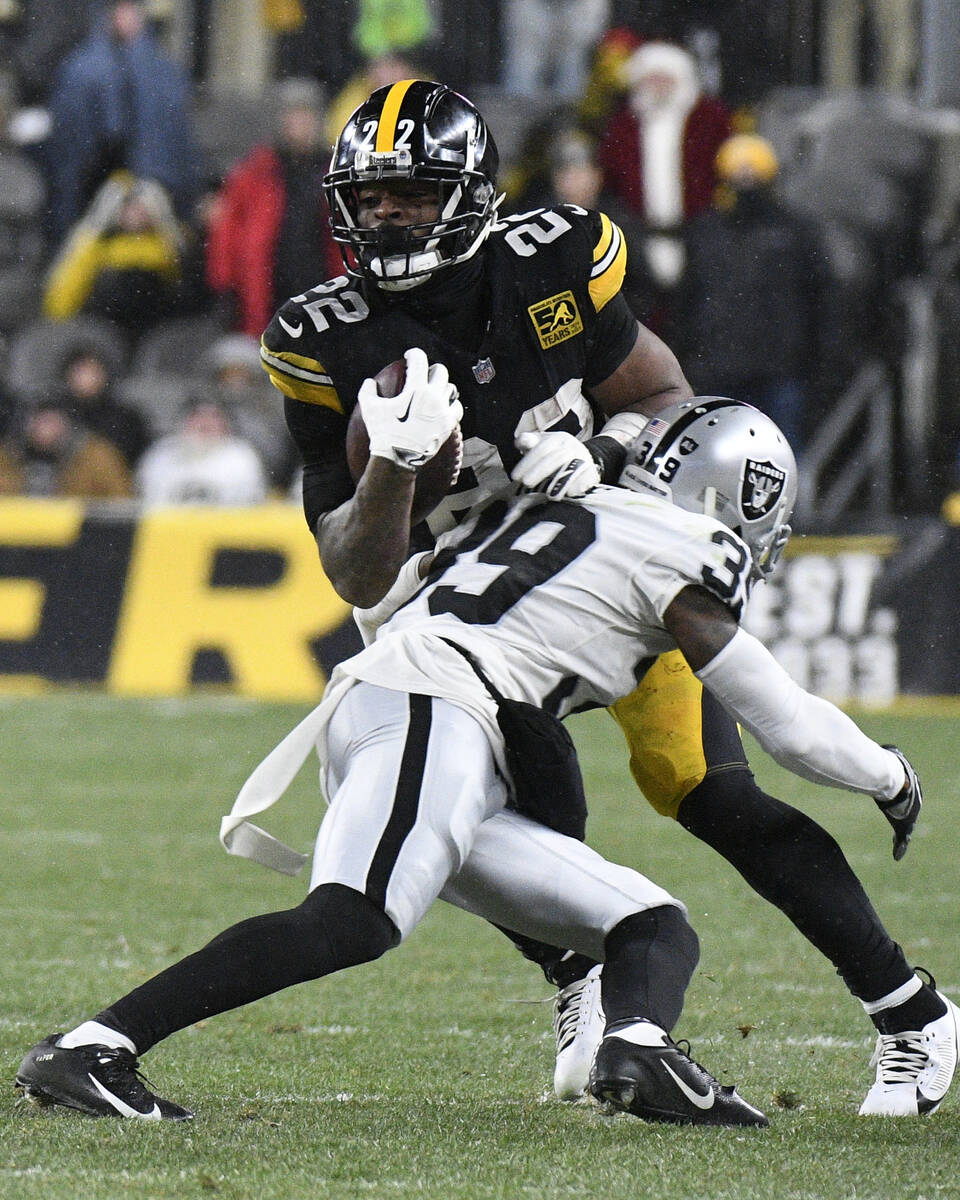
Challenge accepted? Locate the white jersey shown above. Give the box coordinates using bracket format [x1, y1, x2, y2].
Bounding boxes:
[222, 483, 903, 882]
[340, 485, 752, 717]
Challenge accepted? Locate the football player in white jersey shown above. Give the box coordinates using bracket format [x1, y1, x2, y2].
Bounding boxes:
[267, 81, 949, 1116]
[18, 400, 955, 1124]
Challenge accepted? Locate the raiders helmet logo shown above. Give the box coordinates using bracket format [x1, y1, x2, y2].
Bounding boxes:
[742, 459, 786, 520]
[679, 436, 698, 455]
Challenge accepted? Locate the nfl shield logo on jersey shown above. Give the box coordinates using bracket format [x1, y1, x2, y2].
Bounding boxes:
[472, 357, 496, 384]
[742, 459, 786, 520]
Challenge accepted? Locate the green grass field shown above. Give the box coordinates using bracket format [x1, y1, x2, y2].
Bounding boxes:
[2, 695, 959, 1200]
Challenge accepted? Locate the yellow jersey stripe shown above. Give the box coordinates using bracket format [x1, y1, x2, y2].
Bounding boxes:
[266, 373, 343, 411]
[260, 346, 343, 413]
[376, 79, 417, 151]
[589, 217, 626, 312]
[260, 344, 333, 387]
[592, 212, 615, 266]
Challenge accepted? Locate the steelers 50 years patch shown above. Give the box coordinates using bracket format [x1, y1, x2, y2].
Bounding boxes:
[528, 291, 583, 349]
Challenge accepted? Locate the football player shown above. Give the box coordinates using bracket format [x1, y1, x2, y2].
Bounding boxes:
[18, 401, 955, 1123]
[250, 80, 948, 1115]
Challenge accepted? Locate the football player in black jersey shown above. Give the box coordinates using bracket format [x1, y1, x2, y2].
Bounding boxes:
[260, 80, 940, 1110]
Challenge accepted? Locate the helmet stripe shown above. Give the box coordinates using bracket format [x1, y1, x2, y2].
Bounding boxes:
[645, 399, 743, 474]
[376, 79, 418, 151]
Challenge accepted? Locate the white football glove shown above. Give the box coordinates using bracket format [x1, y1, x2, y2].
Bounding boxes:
[511, 431, 601, 499]
[357, 347, 463, 471]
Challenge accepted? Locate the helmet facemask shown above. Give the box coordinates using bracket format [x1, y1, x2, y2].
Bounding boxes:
[327, 158, 497, 290]
[324, 82, 500, 291]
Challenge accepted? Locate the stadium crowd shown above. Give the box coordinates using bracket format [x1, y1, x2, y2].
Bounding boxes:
[0, 0, 954, 511]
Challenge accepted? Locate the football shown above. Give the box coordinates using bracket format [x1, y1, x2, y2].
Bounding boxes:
[346, 358, 463, 525]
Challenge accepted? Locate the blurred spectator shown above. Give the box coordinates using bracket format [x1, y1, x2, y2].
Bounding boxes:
[135, 395, 269, 506]
[46, 0, 203, 242]
[611, 2, 790, 107]
[0, 70, 46, 332]
[270, 0, 360, 94]
[43, 172, 188, 340]
[821, 0, 918, 94]
[56, 341, 150, 468]
[531, 128, 657, 320]
[597, 40, 732, 297]
[325, 52, 420, 149]
[0, 0, 97, 107]
[0, 381, 15, 439]
[500, 105, 582, 213]
[205, 78, 340, 340]
[353, 0, 433, 60]
[675, 134, 828, 451]
[578, 25, 643, 134]
[197, 333, 297, 486]
[502, 0, 610, 100]
[0, 396, 133, 497]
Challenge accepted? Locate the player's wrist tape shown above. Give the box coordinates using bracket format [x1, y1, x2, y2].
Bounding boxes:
[588, 411, 651, 483]
[597, 410, 650, 447]
[587, 435, 628, 484]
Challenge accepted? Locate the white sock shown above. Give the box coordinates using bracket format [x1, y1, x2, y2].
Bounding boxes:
[860, 974, 923, 1016]
[57, 1021, 137, 1055]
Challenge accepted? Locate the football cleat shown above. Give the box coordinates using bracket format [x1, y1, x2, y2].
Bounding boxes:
[859, 990, 960, 1116]
[553, 965, 605, 1101]
[588, 1019, 769, 1127]
[875, 745, 922, 861]
[15, 1035, 193, 1121]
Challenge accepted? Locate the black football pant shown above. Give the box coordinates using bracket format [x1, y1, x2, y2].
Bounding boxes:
[506, 693, 913, 1006]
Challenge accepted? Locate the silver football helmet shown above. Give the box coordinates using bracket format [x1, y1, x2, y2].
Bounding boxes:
[620, 398, 798, 580]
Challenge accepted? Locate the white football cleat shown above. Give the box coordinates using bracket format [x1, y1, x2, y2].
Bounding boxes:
[553, 964, 604, 1101]
[859, 991, 960, 1116]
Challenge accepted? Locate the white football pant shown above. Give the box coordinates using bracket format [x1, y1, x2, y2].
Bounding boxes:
[313, 682, 682, 959]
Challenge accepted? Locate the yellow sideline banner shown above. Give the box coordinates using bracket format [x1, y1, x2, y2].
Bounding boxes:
[0, 499, 353, 700]
[0, 501, 957, 699]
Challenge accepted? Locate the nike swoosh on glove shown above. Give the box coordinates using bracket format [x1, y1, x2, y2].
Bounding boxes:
[358, 347, 463, 470]
[511, 431, 601, 499]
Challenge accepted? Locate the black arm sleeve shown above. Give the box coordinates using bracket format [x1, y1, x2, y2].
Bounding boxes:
[583, 291, 638, 388]
[283, 396, 354, 532]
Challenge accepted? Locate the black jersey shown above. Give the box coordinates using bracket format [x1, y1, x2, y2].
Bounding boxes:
[260, 205, 637, 536]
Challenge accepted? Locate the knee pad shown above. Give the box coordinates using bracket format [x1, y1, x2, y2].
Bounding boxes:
[607, 905, 700, 977]
[297, 883, 399, 972]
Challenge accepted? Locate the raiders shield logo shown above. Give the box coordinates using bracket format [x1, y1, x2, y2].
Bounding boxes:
[742, 459, 786, 519]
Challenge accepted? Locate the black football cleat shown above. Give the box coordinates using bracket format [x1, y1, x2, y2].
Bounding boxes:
[876, 745, 923, 861]
[15, 1035, 193, 1121]
[588, 1020, 768, 1127]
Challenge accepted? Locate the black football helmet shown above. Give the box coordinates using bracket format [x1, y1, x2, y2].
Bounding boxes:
[324, 79, 500, 291]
